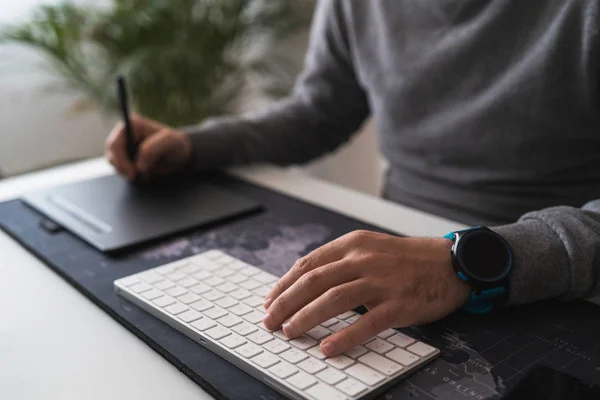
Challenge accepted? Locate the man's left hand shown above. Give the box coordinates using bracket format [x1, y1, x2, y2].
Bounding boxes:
[262, 230, 470, 357]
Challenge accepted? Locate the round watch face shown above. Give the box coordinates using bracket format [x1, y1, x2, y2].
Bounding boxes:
[457, 230, 511, 282]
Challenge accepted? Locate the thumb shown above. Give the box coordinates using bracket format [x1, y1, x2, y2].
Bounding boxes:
[135, 129, 177, 175]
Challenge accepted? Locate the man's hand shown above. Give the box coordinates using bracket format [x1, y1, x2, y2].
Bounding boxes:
[105, 114, 192, 181]
[262, 230, 470, 357]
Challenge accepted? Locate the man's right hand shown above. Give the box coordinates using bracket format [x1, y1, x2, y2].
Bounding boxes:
[105, 114, 192, 182]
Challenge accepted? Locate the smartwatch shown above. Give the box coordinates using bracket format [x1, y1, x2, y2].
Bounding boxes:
[444, 226, 513, 314]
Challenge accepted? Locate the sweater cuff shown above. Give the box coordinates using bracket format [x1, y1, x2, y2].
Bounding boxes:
[492, 219, 571, 305]
[181, 117, 244, 171]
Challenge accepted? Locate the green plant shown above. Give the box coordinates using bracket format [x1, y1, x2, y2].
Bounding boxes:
[0, 0, 312, 126]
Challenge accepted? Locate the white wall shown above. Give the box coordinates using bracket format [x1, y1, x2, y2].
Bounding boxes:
[0, 0, 384, 195]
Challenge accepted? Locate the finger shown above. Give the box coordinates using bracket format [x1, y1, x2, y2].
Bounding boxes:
[281, 279, 373, 339]
[135, 129, 178, 176]
[265, 234, 358, 309]
[263, 260, 360, 331]
[105, 122, 136, 181]
[321, 302, 399, 357]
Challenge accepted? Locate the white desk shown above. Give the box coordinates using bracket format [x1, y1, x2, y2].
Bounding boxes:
[0, 158, 483, 400]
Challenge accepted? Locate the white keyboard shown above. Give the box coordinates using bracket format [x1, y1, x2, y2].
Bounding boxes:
[114, 250, 439, 400]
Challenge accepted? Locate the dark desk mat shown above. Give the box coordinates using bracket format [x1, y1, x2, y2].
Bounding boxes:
[2, 175, 600, 399]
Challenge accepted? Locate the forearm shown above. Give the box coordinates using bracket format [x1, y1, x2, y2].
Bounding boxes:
[184, 0, 369, 171]
[493, 200, 600, 304]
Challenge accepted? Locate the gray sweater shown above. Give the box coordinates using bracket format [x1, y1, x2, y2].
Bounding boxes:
[186, 0, 600, 305]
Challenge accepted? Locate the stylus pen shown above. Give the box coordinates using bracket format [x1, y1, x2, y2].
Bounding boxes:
[117, 76, 137, 162]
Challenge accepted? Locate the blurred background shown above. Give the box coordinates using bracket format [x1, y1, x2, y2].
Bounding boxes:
[0, 0, 384, 195]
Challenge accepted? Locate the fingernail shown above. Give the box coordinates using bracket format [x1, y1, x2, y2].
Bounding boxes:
[321, 341, 336, 357]
[262, 313, 273, 329]
[263, 298, 272, 309]
[282, 321, 294, 337]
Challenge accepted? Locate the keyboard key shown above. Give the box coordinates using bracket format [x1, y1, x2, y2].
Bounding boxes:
[377, 328, 397, 339]
[153, 296, 176, 308]
[240, 266, 262, 276]
[200, 250, 222, 260]
[214, 267, 235, 278]
[215, 297, 238, 309]
[140, 272, 163, 284]
[338, 311, 357, 320]
[189, 283, 211, 294]
[336, 377, 367, 397]
[242, 295, 264, 308]
[269, 361, 297, 379]
[316, 367, 346, 385]
[178, 309, 202, 323]
[216, 282, 238, 293]
[365, 338, 394, 354]
[227, 260, 248, 270]
[387, 333, 415, 348]
[220, 333, 246, 349]
[236, 343, 262, 359]
[254, 272, 278, 284]
[407, 342, 436, 357]
[330, 321, 350, 333]
[228, 274, 247, 284]
[321, 318, 339, 328]
[273, 330, 291, 341]
[346, 315, 361, 324]
[155, 263, 179, 275]
[243, 310, 265, 324]
[205, 276, 225, 287]
[118, 276, 139, 287]
[230, 289, 252, 300]
[240, 280, 261, 290]
[263, 339, 290, 355]
[253, 286, 271, 297]
[154, 280, 176, 291]
[166, 271, 187, 281]
[229, 303, 253, 316]
[178, 277, 199, 288]
[165, 286, 188, 297]
[141, 289, 163, 300]
[307, 346, 327, 360]
[325, 354, 354, 370]
[190, 299, 214, 312]
[130, 282, 152, 293]
[359, 352, 403, 376]
[165, 303, 189, 315]
[204, 307, 227, 320]
[180, 263, 201, 274]
[247, 330, 273, 345]
[344, 345, 368, 359]
[385, 347, 420, 366]
[192, 270, 212, 281]
[252, 351, 280, 369]
[203, 290, 225, 301]
[287, 371, 317, 390]
[191, 318, 216, 331]
[232, 322, 258, 336]
[290, 335, 317, 350]
[306, 383, 346, 400]
[298, 358, 327, 374]
[218, 314, 243, 328]
[178, 293, 201, 304]
[306, 326, 331, 341]
[196, 259, 220, 271]
[216, 254, 236, 265]
[280, 348, 308, 364]
[205, 325, 231, 340]
[346, 363, 386, 385]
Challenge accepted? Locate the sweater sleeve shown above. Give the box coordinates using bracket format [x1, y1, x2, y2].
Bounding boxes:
[184, 0, 370, 170]
[492, 200, 600, 304]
